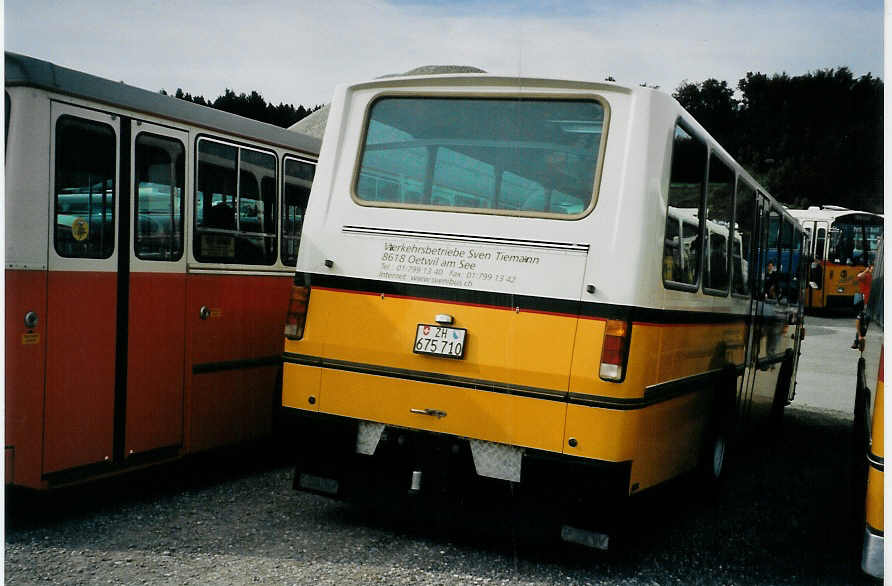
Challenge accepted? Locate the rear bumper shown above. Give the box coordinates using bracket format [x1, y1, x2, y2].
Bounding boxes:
[282, 407, 631, 513]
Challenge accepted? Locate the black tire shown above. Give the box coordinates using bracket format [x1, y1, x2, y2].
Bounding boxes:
[698, 369, 736, 491]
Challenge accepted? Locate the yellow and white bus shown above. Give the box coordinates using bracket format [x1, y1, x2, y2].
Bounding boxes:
[280, 73, 807, 547]
[787, 206, 882, 311]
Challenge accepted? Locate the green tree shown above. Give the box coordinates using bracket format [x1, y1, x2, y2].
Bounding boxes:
[674, 69, 882, 213]
[161, 87, 322, 128]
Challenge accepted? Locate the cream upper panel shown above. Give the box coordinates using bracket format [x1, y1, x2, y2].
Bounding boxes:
[299, 76, 663, 306]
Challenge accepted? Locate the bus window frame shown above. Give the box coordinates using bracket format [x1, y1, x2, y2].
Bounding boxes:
[767, 206, 784, 305]
[349, 93, 611, 221]
[779, 217, 795, 306]
[663, 119, 707, 293]
[281, 154, 317, 267]
[53, 113, 118, 260]
[192, 134, 280, 266]
[133, 130, 186, 262]
[702, 151, 735, 297]
[730, 177, 757, 299]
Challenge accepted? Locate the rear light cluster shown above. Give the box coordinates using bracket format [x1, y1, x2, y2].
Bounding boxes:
[599, 319, 630, 382]
[284, 285, 310, 340]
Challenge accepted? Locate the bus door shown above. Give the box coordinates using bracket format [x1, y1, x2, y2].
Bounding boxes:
[788, 230, 807, 401]
[45, 102, 120, 475]
[809, 221, 828, 308]
[739, 195, 768, 424]
[125, 122, 188, 459]
[741, 196, 783, 422]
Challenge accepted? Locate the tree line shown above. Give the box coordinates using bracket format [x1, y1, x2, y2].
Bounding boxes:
[671, 68, 882, 213]
[161, 87, 323, 130]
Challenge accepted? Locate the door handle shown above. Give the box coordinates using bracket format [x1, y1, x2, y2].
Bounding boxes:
[199, 306, 211, 320]
[410, 408, 447, 419]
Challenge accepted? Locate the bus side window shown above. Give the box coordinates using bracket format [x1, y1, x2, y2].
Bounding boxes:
[194, 138, 277, 265]
[54, 115, 116, 259]
[763, 208, 781, 300]
[779, 218, 795, 303]
[732, 180, 755, 295]
[704, 154, 733, 294]
[282, 157, 316, 266]
[815, 227, 826, 261]
[238, 148, 277, 264]
[134, 133, 185, 261]
[663, 123, 706, 288]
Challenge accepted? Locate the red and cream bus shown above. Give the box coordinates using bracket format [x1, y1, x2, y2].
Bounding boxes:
[280, 72, 807, 547]
[5, 52, 320, 489]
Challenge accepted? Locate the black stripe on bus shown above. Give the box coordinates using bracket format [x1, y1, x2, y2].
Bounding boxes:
[282, 352, 730, 410]
[113, 116, 132, 464]
[284, 353, 568, 402]
[756, 353, 789, 370]
[192, 355, 282, 375]
[297, 272, 760, 325]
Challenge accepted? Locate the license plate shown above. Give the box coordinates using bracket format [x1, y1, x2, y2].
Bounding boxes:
[413, 324, 467, 359]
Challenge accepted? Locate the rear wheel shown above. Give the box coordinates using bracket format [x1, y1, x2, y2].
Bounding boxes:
[698, 369, 736, 490]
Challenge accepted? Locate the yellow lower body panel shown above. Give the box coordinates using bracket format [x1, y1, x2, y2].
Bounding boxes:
[316, 368, 568, 454]
[563, 391, 710, 493]
[866, 462, 884, 533]
[282, 362, 322, 413]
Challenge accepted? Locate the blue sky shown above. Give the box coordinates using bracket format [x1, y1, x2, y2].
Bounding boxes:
[4, 0, 884, 106]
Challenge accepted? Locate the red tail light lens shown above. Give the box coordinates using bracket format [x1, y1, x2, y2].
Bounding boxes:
[599, 319, 630, 382]
[284, 285, 310, 340]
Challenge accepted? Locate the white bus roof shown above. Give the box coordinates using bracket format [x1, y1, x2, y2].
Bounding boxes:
[5, 52, 321, 156]
[786, 205, 883, 223]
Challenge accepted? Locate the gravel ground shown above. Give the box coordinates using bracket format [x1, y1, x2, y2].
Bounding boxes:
[4, 401, 876, 586]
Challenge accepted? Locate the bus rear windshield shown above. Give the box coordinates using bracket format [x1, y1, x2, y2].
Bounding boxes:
[355, 97, 606, 217]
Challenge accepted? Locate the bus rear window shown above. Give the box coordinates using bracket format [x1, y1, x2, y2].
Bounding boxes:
[355, 97, 606, 217]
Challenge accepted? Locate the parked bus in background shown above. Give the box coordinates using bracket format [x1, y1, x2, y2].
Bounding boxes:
[787, 206, 882, 312]
[279, 72, 807, 548]
[5, 52, 320, 490]
[854, 238, 883, 578]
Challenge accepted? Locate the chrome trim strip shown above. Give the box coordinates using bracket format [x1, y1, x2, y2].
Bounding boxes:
[867, 450, 884, 471]
[341, 225, 590, 252]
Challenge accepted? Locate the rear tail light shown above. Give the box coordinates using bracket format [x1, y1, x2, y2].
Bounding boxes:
[284, 284, 310, 340]
[599, 319, 630, 382]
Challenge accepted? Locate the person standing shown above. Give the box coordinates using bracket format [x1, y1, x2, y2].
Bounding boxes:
[851, 264, 874, 349]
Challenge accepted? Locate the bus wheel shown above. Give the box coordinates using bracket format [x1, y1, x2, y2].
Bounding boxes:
[698, 373, 735, 490]
[700, 417, 728, 486]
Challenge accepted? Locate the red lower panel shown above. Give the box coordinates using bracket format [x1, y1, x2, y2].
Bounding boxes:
[189, 366, 278, 452]
[185, 274, 292, 452]
[5, 270, 48, 488]
[44, 271, 117, 474]
[125, 272, 186, 456]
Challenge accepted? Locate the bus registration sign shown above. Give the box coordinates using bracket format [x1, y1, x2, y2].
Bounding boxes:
[413, 324, 466, 359]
